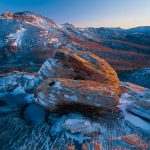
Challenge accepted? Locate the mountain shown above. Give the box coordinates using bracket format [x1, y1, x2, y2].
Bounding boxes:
[0, 12, 67, 72]
[0, 12, 150, 73]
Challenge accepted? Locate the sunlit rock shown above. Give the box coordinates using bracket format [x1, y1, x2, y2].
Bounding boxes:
[39, 49, 120, 92]
[35, 78, 119, 111]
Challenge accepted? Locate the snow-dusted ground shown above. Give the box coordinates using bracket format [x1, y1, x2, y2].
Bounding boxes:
[0, 72, 149, 149]
[0, 90, 149, 149]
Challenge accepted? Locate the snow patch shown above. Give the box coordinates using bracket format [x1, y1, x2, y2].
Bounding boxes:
[6, 27, 26, 46]
[12, 85, 26, 95]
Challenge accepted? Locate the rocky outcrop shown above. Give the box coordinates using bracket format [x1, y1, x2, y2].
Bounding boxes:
[125, 89, 150, 121]
[120, 82, 147, 94]
[0, 71, 42, 94]
[127, 100, 150, 121]
[35, 78, 119, 111]
[39, 49, 120, 91]
[36, 49, 120, 111]
[120, 82, 150, 121]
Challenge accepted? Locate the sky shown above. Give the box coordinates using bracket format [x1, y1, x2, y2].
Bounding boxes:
[0, 0, 150, 28]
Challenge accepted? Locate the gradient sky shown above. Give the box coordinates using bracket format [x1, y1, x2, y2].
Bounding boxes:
[0, 0, 150, 28]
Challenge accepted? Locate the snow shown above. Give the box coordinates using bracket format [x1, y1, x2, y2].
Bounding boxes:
[49, 94, 57, 102]
[53, 81, 63, 90]
[37, 92, 48, 107]
[6, 27, 26, 46]
[64, 95, 78, 102]
[39, 58, 58, 78]
[24, 94, 35, 103]
[12, 85, 26, 95]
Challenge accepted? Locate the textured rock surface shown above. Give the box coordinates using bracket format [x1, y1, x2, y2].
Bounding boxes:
[35, 78, 119, 111]
[62, 119, 101, 137]
[120, 82, 147, 94]
[0, 71, 42, 94]
[120, 82, 150, 121]
[125, 89, 150, 121]
[39, 49, 120, 91]
[115, 134, 149, 149]
[127, 100, 150, 121]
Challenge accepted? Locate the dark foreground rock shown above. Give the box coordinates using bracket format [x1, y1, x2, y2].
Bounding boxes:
[39, 49, 120, 91]
[35, 78, 119, 111]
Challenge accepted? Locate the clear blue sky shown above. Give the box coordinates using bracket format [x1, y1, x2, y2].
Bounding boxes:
[0, 0, 150, 28]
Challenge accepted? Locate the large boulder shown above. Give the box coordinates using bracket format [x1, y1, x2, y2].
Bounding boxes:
[39, 49, 120, 91]
[35, 78, 119, 111]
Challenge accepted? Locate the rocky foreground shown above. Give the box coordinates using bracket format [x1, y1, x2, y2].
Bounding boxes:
[0, 49, 149, 149]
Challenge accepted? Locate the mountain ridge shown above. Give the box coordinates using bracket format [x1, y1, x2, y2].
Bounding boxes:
[0, 11, 150, 73]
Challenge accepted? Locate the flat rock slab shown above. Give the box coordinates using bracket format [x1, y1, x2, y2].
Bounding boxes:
[62, 119, 101, 137]
[127, 100, 150, 121]
[35, 78, 119, 111]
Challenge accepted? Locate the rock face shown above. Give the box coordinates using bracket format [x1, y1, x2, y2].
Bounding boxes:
[37, 49, 120, 111]
[120, 82, 147, 94]
[125, 89, 150, 121]
[0, 71, 42, 94]
[120, 82, 150, 121]
[127, 100, 150, 121]
[39, 49, 120, 91]
[35, 78, 119, 111]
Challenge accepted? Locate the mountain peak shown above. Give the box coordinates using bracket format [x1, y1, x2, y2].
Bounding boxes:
[61, 23, 76, 29]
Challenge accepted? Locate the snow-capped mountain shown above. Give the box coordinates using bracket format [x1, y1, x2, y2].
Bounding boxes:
[0, 12, 150, 73]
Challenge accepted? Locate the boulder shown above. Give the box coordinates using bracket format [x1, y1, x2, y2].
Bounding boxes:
[35, 78, 119, 111]
[62, 119, 101, 137]
[39, 49, 120, 91]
